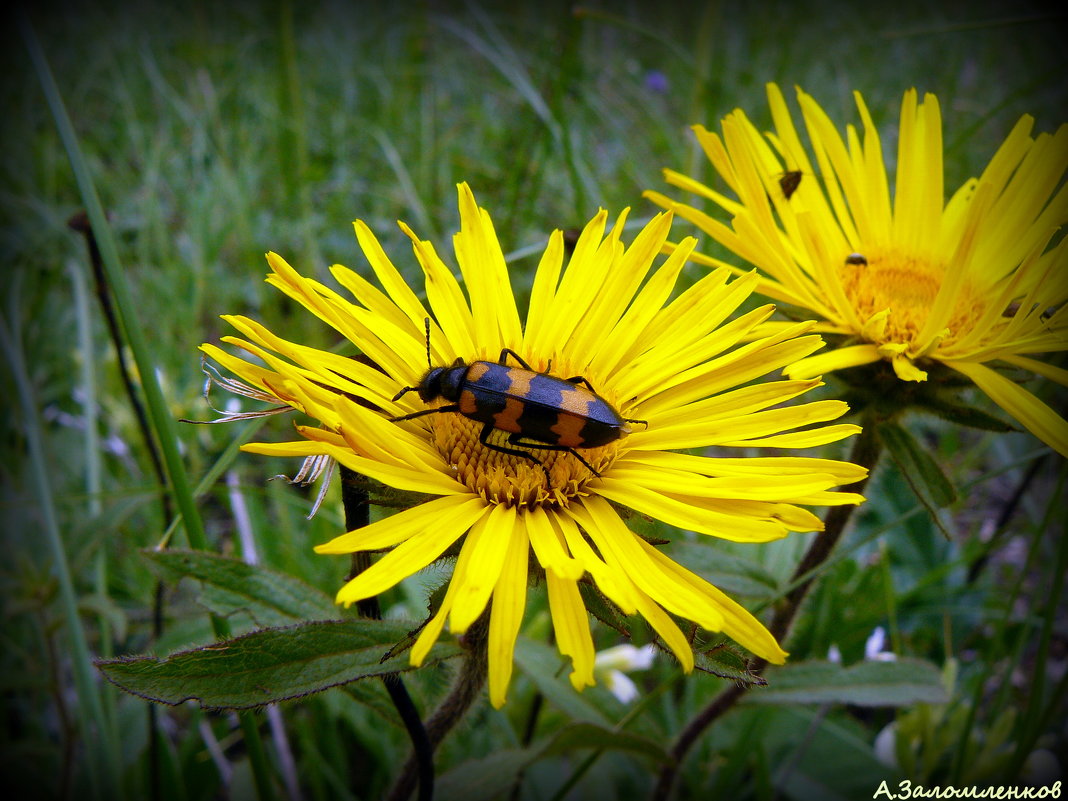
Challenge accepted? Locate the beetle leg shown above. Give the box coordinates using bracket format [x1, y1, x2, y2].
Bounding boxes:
[623, 417, 649, 429]
[390, 404, 460, 422]
[478, 423, 545, 467]
[564, 375, 597, 391]
[505, 433, 601, 477]
[498, 348, 534, 371]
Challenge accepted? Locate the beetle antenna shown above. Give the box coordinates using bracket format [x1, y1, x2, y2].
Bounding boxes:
[423, 317, 431, 369]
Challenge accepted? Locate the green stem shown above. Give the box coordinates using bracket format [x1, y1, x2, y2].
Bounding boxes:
[650, 422, 882, 801]
[23, 18, 277, 799]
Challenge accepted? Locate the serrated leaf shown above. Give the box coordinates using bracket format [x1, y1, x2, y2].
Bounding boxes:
[693, 640, 766, 685]
[578, 581, 630, 635]
[744, 658, 948, 707]
[144, 549, 338, 626]
[97, 619, 459, 709]
[878, 421, 957, 508]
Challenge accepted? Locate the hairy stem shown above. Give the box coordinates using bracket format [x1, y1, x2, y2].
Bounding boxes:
[385, 612, 491, 801]
[339, 468, 434, 801]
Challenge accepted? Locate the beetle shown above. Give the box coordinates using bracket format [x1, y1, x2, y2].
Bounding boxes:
[390, 320, 644, 476]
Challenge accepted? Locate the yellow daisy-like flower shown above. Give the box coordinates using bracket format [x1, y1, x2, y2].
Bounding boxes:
[647, 84, 1068, 457]
[201, 183, 866, 707]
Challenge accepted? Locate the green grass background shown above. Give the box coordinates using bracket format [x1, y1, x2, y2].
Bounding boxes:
[3, 1, 1066, 799]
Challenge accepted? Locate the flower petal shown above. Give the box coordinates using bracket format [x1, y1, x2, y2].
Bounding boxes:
[314, 494, 487, 554]
[546, 571, 596, 691]
[637, 538, 787, 664]
[487, 521, 529, 707]
[525, 506, 585, 581]
[946, 360, 1068, 457]
[332, 500, 490, 605]
[595, 478, 790, 542]
[449, 504, 518, 634]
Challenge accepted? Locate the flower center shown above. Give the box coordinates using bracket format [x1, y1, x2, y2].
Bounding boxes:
[428, 411, 622, 507]
[838, 247, 944, 344]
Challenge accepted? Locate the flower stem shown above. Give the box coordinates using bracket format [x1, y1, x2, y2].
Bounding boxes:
[650, 423, 882, 801]
[339, 468, 434, 801]
[385, 611, 491, 801]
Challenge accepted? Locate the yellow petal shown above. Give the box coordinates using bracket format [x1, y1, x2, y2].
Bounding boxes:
[454, 183, 521, 351]
[632, 399, 850, 451]
[333, 503, 489, 604]
[712, 423, 862, 449]
[595, 478, 789, 542]
[783, 344, 881, 379]
[410, 520, 481, 666]
[449, 504, 517, 634]
[487, 522, 530, 708]
[314, 494, 486, 554]
[638, 539, 787, 664]
[620, 450, 869, 486]
[523, 228, 566, 356]
[1002, 354, 1068, 386]
[946, 360, 1068, 457]
[572, 497, 726, 632]
[554, 511, 639, 614]
[546, 571, 596, 691]
[626, 581, 695, 672]
[525, 507, 585, 581]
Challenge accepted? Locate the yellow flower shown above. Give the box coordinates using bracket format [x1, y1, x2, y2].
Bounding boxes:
[202, 183, 866, 707]
[647, 84, 1068, 457]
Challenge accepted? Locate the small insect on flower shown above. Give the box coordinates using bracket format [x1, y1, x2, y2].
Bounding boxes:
[845, 252, 868, 266]
[391, 320, 645, 476]
[778, 169, 803, 200]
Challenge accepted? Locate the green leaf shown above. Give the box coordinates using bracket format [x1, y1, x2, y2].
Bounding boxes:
[744, 658, 949, 707]
[578, 581, 630, 635]
[97, 619, 458, 709]
[758, 706, 901, 801]
[878, 421, 957, 508]
[143, 548, 338, 626]
[693, 637, 767, 686]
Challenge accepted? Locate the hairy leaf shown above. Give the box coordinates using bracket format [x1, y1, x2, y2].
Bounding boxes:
[144, 549, 338, 626]
[97, 619, 458, 709]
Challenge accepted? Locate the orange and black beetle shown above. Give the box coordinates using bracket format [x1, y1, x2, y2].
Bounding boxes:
[391, 322, 644, 476]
